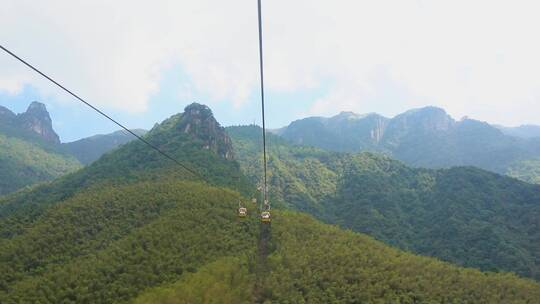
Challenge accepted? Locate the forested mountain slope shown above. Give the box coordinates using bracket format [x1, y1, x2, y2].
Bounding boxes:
[0, 103, 255, 302]
[3, 177, 539, 303]
[1, 104, 539, 303]
[0, 102, 81, 195]
[228, 125, 540, 281]
[134, 211, 540, 304]
[276, 107, 540, 183]
[0, 101, 148, 195]
[0, 103, 250, 239]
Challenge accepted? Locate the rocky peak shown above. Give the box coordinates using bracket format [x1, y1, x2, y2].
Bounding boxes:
[393, 106, 455, 132]
[178, 103, 234, 160]
[16, 102, 60, 144]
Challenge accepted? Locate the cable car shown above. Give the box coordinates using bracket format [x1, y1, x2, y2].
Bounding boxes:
[238, 201, 248, 218]
[261, 211, 271, 223]
[238, 207, 247, 218]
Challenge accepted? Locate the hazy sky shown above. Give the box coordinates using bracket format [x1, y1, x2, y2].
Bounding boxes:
[1, 0, 539, 142]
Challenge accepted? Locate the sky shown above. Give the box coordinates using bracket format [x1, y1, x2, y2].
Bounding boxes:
[1, 0, 540, 142]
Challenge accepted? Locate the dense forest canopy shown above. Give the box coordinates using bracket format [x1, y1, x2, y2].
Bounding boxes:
[0, 133, 81, 196]
[2, 174, 540, 303]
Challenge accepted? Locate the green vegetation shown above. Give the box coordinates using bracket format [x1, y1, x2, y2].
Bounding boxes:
[133, 257, 255, 304]
[508, 158, 540, 184]
[0, 179, 259, 303]
[61, 129, 147, 165]
[134, 210, 540, 304]
[0, 103, 81, 195]
[0, 105, 259, 303]
[228, 125, 540, 281]
[3, 174, 539, 303]
[0, 111, 251, 240]
[229, 125, 343, 216]
[1, 106, 539, 303]
[0, 133, 81, 195]
[264, 212, 540, 303]
[0, 103, 145, 195]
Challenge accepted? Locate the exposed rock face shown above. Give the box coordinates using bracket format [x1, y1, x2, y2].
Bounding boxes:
[178, 103, 235, 160]
[387, 107, 455, 133]
[281, 106, 460, 152]
[0, 102, 60, 144]
[16, 102, 60, 144]
[382, 107, 456, 147]
[277, 106, 540, 176]
[282, 111, 390, 152]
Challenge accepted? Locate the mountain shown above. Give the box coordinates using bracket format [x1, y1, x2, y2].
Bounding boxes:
[498, 124, 540, 139]
[62, 129, 147, 164]
[0, 102, 81, 195]
[274, 111, 389, 152]
[15, 102, 60, 144]
[1, 104, 539, 303]
[0, 103, 250, 239]
[0, 101, 148, 195]
[228, 125, 540, 281]
[277, 107, 540, 183]
[0, 102, 60, 144]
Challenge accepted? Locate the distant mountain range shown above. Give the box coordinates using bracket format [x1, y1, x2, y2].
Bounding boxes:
[2, 101, 539, 196]
[497, 124, 540, 139]
[62, 129, 147, 165]
[274, 107, 540, 183]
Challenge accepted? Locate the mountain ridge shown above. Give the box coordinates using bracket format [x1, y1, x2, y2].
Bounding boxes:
[276, 106, 540, 183]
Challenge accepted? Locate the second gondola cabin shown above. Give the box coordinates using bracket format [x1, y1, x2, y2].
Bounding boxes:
[238, 207, 247, 218]
[261, 211, 271, 223]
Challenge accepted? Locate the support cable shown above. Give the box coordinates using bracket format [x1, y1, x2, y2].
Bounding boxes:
[257, 0, 269, 210]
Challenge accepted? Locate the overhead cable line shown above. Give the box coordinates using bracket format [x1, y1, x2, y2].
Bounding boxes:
[257, 0, 269, 208]
[0, 44, 204, 181]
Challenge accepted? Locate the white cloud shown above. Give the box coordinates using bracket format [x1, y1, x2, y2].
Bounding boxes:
[1, 0, 539, 125]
